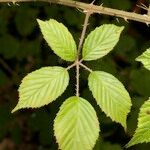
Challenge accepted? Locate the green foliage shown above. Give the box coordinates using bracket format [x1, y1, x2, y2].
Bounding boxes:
[126, 98, 150, 147]
[37, 19, 77, 61]
[54, 96, 100, 150]
[12, 67, 69, 112]
[82, 24, 124, 61]
[10, 17, 135, 150]
[136, 48, 150, 71]
[88, 71, 131, 129]
[0, 3, 150, 150]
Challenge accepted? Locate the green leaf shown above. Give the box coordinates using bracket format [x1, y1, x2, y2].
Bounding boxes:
[88, 71, 131, 129]
[126, 98, 150, 147]
[12, 67, 69, 112]
[82, 24, 124, 61]
[54, 96, 100, 150]
[136, 48, 150, 71]
[37, 19, 77, 61]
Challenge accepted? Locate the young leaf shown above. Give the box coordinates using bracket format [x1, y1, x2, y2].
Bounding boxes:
[136, 48, 150, 71]
[37, 19, 77, 61]
[88, 71, 131, 129]
[12, 67, 69, 112]
[82, 24, 124, 61]
[54, 96, 100, 150]
[126, 98, 150, 148]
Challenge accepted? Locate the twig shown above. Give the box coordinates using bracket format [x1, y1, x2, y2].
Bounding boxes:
[136, 3, 148, 11]
[80, 63, 92, 72]
[66, 62, 76, 70]
[137, 3, 150, 16]
[76, 60, 80, 97]
[77, 10, 91, 56]
[1, 0, 150, 24]
[75, 6, 92, 97]
[148, 4, 150, 16]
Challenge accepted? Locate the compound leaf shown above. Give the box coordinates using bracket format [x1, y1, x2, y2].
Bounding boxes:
[37, 19, 77, 61]
[12, 67, 69, 112]
[82, 24, 124, 61]
[88, 71, 131, 129]
[136, 48, 150, 71]
[54, 96, 100, 150]
[126, 98, 150, 147]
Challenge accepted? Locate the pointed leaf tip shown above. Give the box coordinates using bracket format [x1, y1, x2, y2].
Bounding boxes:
[54, 96, 100, 150]
[12, 67, 69, 112]
[37, 18, 77, 61]
[88, 71, 132, 129]
[11, 107, 18, 113]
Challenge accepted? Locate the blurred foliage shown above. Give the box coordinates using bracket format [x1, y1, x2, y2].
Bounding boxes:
[0, 0, 150, 149]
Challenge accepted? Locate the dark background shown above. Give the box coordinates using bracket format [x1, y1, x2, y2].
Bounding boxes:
[0, 0, 150, 149]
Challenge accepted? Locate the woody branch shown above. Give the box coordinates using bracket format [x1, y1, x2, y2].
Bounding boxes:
[0, 0, 150, 25]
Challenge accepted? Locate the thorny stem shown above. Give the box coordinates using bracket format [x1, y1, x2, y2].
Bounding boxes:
[1, 0, 150, 24]
[77, 11, 91, 56]
[75, 8, 92, 97]
[76, 60, 80, 97]
[80, 63, 92, 72]
[66, 62, 76, 70]
[1, 0, 150, 96]
[66, 61, 92, 73]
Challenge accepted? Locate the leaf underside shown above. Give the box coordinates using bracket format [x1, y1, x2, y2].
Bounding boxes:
[126, 98, 150, 147]
[136, 48, 150, 71]
[37, 19, 77, 61]
[82, 24, 124, 61]
[54, 96, 100, 150]
[12, 66, 69, 112]
[88, 71, 131, 129]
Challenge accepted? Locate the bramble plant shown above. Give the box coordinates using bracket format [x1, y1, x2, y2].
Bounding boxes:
[8, 3, 150, 150]
[11, 17, 150, 150]
[12, 17, 132, 149]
